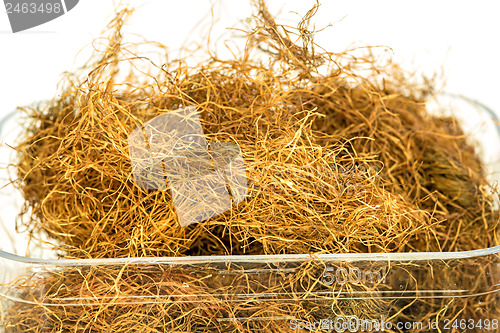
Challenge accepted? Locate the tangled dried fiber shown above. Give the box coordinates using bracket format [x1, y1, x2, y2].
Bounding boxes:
[3, 1, 499, 332]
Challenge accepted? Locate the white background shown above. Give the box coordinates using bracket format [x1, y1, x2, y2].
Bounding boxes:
[1, 0, 500, 256]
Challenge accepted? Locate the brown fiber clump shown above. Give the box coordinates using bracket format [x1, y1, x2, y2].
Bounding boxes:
[3, 1, 499, 332]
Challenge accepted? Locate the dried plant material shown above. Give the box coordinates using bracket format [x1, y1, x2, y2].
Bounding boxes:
[3, 1, 499, 332]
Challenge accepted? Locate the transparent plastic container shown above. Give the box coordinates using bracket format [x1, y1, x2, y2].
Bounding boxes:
[1, 247, 500, 332]
[1, 95, 499, 332]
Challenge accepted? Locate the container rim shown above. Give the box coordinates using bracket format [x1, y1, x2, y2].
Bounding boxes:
[1, 245, 500, 266]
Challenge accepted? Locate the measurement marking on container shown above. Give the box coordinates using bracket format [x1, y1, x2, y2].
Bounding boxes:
[47, 289, 469, 303]
[218, 316, 293, 322]
[218, 268, 297, 275]
[322, 266, 388, 286]
[25, 289, 474, 307]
